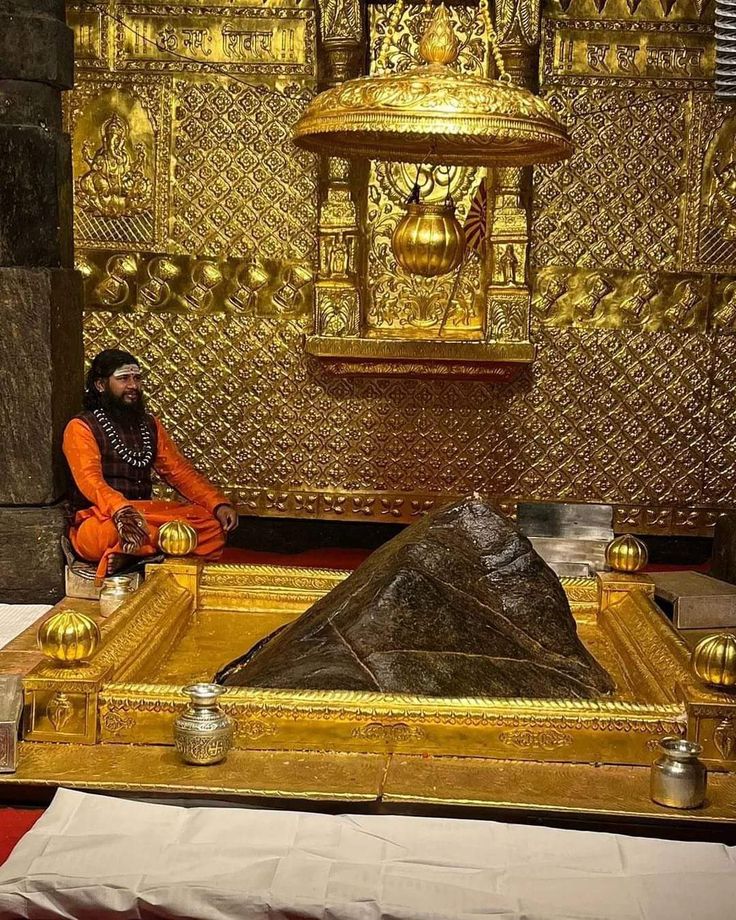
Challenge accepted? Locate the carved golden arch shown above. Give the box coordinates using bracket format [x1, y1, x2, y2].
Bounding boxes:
[307, 0, 542, 378]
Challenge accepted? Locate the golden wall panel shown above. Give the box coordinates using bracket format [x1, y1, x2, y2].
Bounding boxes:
[83, 310, 713, 510]
[532, 86, 688, 272]
[168, 77, 318, 262]
[703, 334, 736, 505]
[681, 92, 736, 274]
[69, 1, 736, 534]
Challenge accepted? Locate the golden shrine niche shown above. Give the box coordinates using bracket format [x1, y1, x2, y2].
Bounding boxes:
[66, 0, 736, 536]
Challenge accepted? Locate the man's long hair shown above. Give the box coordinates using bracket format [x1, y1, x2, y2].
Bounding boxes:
[83, 349, 141, 411]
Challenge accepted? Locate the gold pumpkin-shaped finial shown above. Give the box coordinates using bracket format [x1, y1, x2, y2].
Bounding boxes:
[158, 519, 198, 556]
[392, 200, 466, 277]
[37, 610, 100, 665]
[419, 3, 460, 66]
[605, 533, 648, 573]
[691, 633, 736, 689]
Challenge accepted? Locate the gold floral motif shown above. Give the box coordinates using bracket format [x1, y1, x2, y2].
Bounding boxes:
[498, 728, 574, 750]
[101, 711, 136, 735]
[351, 722, 425, 743]
[316, 285, 360, 336]
[234, 720, 277, 741]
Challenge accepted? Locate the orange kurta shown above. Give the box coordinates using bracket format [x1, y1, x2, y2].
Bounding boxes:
[63, 416, 228, 578]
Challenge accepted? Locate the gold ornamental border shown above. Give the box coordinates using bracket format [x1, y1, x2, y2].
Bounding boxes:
[225, 488, 726, 536]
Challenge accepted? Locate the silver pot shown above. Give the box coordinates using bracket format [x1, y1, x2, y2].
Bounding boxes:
[99, 574, 135, 618]
[650, 737, 707, 809]
[173, 683, 234, 765]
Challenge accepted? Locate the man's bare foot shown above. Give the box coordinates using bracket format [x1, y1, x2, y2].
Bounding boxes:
[106, 553, 134, 576]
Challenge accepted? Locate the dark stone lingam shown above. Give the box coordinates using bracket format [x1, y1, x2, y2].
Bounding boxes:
[216, 497, 614, 699]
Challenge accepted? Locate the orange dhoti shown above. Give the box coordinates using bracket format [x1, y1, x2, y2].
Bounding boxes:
[70, 500, 226, 579]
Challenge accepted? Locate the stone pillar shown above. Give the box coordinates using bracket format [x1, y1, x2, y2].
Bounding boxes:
[0, 0, 83, 603]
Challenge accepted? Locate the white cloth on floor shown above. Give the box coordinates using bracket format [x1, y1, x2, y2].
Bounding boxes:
[0, 604, 51, 650]
[0, 788, 734, 920]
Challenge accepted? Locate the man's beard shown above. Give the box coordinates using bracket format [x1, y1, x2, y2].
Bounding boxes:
[99, 389, 147, 425]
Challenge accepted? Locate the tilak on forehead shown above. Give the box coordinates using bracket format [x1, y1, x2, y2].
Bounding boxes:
[111, 363, 142, 378]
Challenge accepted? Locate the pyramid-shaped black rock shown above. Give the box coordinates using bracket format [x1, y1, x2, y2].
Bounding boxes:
[216, 498, 614, 698]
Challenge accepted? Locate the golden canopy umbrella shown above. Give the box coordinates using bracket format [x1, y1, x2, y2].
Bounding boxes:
[292, 1, 573, 167]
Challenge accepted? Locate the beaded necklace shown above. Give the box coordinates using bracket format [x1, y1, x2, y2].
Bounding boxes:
[92, 409, 154, 469]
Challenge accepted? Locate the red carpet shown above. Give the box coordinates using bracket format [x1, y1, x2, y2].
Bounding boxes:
[0, 808, 44, 866]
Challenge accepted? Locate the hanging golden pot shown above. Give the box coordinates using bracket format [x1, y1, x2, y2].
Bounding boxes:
[158, 519, 198, 556]
[605, 533, 648, 573]
[691, 633, 736, 689]
[37, 610, 100, 665]
[392, 199, 466, 278]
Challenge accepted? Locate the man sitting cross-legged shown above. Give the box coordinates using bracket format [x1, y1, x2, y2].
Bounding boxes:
[63, 348, 238, 579]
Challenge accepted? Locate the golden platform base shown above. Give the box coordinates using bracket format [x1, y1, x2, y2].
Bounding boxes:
[2, 562, 736, 818]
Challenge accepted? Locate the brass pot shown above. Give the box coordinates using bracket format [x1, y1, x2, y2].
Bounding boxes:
[691, 633, 736, 689]
[392, 201, 466, 277]
[158, 519, 198, 556]
[174, 683, 234, 765]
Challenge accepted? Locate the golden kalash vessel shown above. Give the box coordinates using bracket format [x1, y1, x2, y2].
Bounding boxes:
[1, 558, 735, 828]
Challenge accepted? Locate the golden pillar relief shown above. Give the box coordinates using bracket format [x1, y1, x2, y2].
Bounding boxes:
[313, 2, 364, 343]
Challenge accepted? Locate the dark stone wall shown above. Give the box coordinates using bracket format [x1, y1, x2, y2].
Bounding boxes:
[0, 506, 67, 604]
[0, 0, 82, 602]
[0, 269, 82, 504]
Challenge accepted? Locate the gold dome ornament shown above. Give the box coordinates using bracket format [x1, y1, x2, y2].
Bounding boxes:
[605, 534, 648, 573]
[158, 520, 198, 556]
[292, 1, 573, 166]
[392, 185, 466, 277]
[691, 634, 736, 689]
[37, 610, 100, 665]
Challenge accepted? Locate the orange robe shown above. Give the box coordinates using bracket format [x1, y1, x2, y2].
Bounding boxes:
[63, 416, 228, 578]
